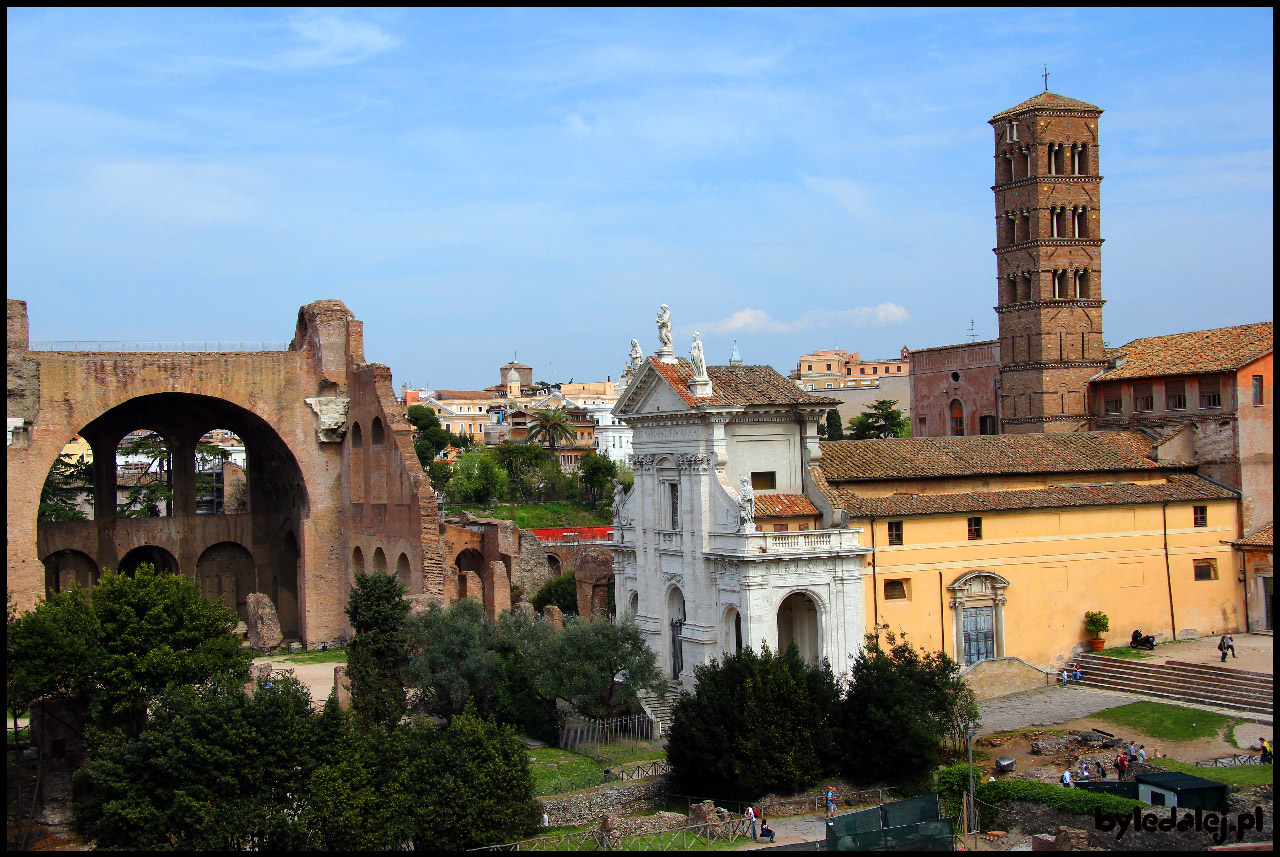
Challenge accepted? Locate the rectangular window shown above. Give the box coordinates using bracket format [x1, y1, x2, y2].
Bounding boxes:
[979, 415, 997, 435]
[825, 382, 833, 389]
[1103, 387, 1122, 415]
[1253, 375, 1264, 405]
[669, 482, 679, 530]
[1133, 383, 1154, 413]
[751, 471, 777, 490]
[888, 521, 903, 545]
[1193, 559, 1217, 581]
[826, 363, 831, 371]
[1193, 505, 1208, 528]
[860, 367, 866, 375]
[872, 366, 878, 374]
[883, 580, 908, 601]
[1165, 379, 1187, 411]
[773, 524, 788, 532]
[967, 517, 983, 540]
[1199, 376, 1222, 409]
[798, 523, 810, 531]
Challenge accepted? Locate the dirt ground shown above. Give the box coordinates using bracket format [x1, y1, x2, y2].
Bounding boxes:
[253, 658, 339, 705]
[974, 714, 1270, 785]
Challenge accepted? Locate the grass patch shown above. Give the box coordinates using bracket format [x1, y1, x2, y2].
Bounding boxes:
[1150, 757, 1274, 787]
[1089, 701, 1243, 744]
[1095, 638, 1200, 660]
[528, 746, 606, 794]
[442, 501, 611, 529]
[257, 649, 347, 666]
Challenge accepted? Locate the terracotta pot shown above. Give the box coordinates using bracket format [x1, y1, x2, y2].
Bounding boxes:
[1087, 638, 1106, 652]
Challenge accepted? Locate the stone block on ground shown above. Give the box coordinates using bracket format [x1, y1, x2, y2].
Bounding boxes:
[1053, 826, 1090, 850]
[543, 605, 565, 628]
[1031, 735, 1073, 755]
[245, 593, 284, 651]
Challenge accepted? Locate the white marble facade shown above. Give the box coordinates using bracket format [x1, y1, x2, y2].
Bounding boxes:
[610, 321, 870, 688]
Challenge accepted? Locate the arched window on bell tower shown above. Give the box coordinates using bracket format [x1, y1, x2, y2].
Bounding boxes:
[949, 400, 965, 436]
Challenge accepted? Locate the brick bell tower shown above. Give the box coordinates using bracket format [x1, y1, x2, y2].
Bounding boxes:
[990, 89, 1106, 434]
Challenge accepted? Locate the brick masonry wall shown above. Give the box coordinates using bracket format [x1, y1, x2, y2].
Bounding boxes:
[539, 778, 666, 827]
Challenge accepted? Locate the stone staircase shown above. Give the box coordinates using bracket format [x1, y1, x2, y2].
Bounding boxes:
[636, 680, 683, 738]
[1074, 653, 1273, 717]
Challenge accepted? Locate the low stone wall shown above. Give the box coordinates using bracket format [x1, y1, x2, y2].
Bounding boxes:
[539, 778, 666, 827]
[962, 657, 1054, 700]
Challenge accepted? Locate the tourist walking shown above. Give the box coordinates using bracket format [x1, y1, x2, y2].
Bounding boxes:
[1225, 633, 1237, 658]
[826, 788, 837, 818]
[1260, 738, 1272, 765]
[1218, 635, 1230, 662]
[1115, 752, 1129, 781]
[1096, 760, 1106, 780]
[1060, 768, 1072, 788]
[745, 806, 757, 840]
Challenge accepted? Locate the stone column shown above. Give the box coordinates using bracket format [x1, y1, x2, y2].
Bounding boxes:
[88, 435, 120, 573]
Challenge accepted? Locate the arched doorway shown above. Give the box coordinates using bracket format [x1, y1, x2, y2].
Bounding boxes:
[351, 546, 365, 578]
[195, 542, 255, 620]
[777, 592, 821, 664]
[118, 545, 179, 577]
[667, 586, 686, 678]
[628, 591, 639, 618]
[547, 554, 562, 574]
[372, 547, 388, 575]
[42, 549, 98, 594]
[457, 549, 485, 604]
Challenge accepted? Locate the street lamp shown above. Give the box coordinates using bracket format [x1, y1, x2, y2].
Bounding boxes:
[967, 728, 977, 834]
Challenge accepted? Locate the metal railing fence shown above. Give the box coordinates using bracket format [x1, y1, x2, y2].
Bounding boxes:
[30, 341, 291, 353]
[560, 712, 657, 761]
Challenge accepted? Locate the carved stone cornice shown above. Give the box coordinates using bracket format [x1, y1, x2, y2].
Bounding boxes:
[994, 238, 1105, 256]
[1000, 414, 1093, 424]
[995, 300, 1105, 313]
[992, 174, 1103, 192]
[999, 361, 1108, 373]
[677, 453, 711, 472]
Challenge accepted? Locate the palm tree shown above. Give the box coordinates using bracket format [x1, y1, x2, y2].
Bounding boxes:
[527, 408, 576, 458]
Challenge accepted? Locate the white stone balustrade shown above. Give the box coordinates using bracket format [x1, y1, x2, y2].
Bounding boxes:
[706, 527, 862, 558]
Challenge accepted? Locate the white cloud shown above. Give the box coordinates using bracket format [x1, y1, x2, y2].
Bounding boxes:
[278, 10, 399, 69]
[697, 304, 910, 335]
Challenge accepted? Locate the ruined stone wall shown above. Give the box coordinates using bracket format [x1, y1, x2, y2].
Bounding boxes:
[514, 530, 556, 601]
[539, 779, 666, 828]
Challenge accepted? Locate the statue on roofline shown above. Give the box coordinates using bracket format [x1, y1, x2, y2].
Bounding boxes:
[656, 304, 672, 350]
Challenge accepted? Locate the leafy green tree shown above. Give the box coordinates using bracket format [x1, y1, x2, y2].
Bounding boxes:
[840, 632, 974, 788]
[345, 571, 410, 728]
[666, 644, 842, 800]
[527, 408, 576, 457]
[825, 408, 846, 440]
[493, 440, 554, 502]
[846, 399, 911, 439]
[9, 564, 250, 741]
[427, 459, 454, 492]
[446, 447, 510, 506]
[531, 570, 578, 616]
[405, 598, 503, 721]
[541, 615, 664, 720]
[491, 609, 559, 743]
[38, 451, 92, 522]
[408, 405, 472, 468]
[393, 709, 539, 850]
[73, 674, 318, 850]
[578, 449, 617, 508]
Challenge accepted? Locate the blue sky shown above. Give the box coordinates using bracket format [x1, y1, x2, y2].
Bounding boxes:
[7, 8, 1273, 391]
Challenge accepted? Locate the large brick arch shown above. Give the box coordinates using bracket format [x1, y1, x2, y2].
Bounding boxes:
[7, 298, 446, 646]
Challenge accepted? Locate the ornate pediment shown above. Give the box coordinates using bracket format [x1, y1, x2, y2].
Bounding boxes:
[612, 360, 691, 419]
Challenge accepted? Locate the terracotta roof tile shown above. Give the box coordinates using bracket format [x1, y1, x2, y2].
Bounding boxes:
[433, 390, 497, 401]
[815, 471, 1235, 518]
[1094, 323, 1273, 382]
[649, 358, 840, 408]
[990, 91, 1103, 121]
[754, 494, 820, 518]
[818, 432, 1178, 482]
[1233, 522, 1273, 549]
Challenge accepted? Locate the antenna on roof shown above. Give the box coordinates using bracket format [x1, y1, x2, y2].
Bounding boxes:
[968, 320, 976, 343]
[1043, 65, 1049, 91]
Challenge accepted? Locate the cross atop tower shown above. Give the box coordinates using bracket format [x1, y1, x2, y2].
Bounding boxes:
[1042, 65, 1049, 91]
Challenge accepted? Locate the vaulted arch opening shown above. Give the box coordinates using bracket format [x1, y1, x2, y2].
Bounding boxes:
[777, 591, 821, 664]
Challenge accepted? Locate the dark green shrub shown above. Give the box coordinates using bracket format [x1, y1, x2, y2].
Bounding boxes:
[531, 570, 578, 615]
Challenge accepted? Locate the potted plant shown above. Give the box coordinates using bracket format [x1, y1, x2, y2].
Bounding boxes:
[1084, 611, 1110, 652]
